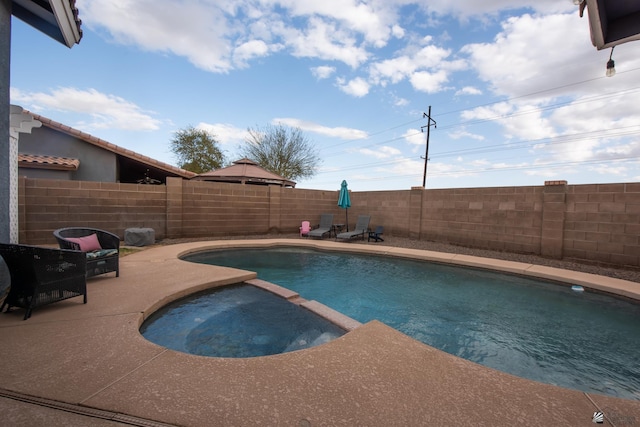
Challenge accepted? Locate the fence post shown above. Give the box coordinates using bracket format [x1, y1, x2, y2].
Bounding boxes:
[409, 186, 424, 239]
[541, 180, 567, 258]
[269, 186, 282, 233]
[166, 177, 183, 239]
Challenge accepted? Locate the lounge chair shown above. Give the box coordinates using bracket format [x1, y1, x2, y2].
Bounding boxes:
[54, 227, 120, 278]
[307, 214, 334, 239]
[368, 226, 384, 242]
[300, 221, 311, 237]
[336, 215, 371, 241]
[0, 243, 87, 320]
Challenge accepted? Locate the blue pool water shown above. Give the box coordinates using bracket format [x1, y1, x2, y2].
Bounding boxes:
[184, 247, 640, 400]
[141, 284, 345, 358]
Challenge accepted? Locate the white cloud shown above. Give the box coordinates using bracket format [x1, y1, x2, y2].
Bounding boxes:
[455, 86, 482, 96]
[275, 16, 369, 68]
[369, 43, 452, 86]
[196, 123, 248, 145]
[403, 129, 425, 146]
[336, 77, 370, 97]
[409, 70, 449, 93]
[311, 66, 337, 79]
[462, 13, 598, 97]
[392, 95, 410, 107]
[11, 87, 161, 131]
[448, 130, 485, 141]
[359, 146, 402, 159]
[80, 0, 235, 73]
[273, 118, 368, 140]
[413, 0, 573, 19]
[266, 0, 399, 48]
[391, 24, 405, 39]
[77, 0, 577, 80]
[233, 40, 276, 67]
[383, 157, 424, 176]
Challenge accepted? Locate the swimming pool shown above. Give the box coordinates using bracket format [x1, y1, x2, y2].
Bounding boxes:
[140, 284, 345, 357]
[184, 247, 640, 400]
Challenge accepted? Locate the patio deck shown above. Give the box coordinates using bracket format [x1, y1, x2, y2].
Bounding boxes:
[0, 239, 638, 426]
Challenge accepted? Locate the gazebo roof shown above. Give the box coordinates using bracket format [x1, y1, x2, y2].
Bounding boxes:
[193, 158, 296, 187]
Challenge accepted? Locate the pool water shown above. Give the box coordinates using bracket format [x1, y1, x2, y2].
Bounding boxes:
[185, 247, 640, 400]
[140, 284, 345, 358]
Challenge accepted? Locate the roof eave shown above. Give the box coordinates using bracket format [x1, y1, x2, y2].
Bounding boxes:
[25, 110, 196, 179]
[12, 0, 82, 48]
[50, 0, 82, 47]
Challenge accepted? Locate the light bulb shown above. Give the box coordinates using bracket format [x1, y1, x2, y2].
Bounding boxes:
[606, 59, 616, 77]
[572, 0, 583, 5]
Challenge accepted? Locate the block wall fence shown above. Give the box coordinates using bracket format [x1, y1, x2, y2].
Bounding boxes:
[17, 177, 640, 268]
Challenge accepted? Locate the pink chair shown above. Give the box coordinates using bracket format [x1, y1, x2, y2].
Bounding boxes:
[299, 221, 311, 237]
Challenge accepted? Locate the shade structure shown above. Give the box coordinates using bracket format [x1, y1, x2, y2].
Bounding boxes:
[338, 180, 351, 231]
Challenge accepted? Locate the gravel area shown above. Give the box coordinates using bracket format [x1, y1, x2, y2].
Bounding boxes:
[158, 234, 640, 283]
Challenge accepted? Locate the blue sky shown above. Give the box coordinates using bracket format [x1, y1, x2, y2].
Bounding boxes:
[9, 0, 640, 191]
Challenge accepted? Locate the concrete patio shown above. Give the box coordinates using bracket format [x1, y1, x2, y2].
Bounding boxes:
[0, 239, 638, 426]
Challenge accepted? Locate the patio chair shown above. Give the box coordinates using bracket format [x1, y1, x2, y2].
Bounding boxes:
[54, 227, 120, 278]
[0, 243, 87, 320]
[300, 221, 311, 237]
[336, 215, 371, 241]
[307, 214, 334, 239]
[368, 226, 384, 242]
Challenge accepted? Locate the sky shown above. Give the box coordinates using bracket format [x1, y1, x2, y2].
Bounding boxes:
[9, 0, 640, 191]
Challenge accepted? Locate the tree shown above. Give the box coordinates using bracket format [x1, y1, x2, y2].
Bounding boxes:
[170, 125, 226, 174]
[240, 124, 320, 181]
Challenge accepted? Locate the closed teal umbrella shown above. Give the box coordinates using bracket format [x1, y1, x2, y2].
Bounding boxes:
[337, 180, 351, 231]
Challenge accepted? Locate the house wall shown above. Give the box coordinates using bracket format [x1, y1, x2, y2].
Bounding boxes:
[18, 177, 640, 268]
[17, 167, 72, 180]
[19, 126, 116, 182]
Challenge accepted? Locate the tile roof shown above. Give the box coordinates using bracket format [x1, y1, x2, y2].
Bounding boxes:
[18, 154, 80, 171]
[25, 111, 197, 179]
[194, 158, 296, 187]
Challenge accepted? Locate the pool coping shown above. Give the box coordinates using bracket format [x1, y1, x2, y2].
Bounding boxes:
[0, 239, 638, 426]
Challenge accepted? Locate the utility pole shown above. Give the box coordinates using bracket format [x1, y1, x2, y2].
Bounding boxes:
[421, 106, 436, 188]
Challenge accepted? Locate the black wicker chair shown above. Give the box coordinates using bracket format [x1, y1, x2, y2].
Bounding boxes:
[0, 243, 87, 320]
[54, 227, 120, 278]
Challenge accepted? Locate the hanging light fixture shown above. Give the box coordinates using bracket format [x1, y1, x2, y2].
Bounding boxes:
[606, 46, 616, 77]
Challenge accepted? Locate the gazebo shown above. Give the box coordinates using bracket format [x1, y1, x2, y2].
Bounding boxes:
[192, 158, 296, 187]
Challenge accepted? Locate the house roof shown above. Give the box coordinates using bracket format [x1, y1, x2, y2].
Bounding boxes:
[18, 154, 80, 171]
[194, 158, 296, 187]
[25, 111, 197, 179]
[12, 0, 83, 48]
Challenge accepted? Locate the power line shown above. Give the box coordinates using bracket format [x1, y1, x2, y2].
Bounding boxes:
[309, 154, 640, 187]
[318, 83, 640, 161]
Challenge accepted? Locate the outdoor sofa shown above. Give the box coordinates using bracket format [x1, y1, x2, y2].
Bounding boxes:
[0, 243, 87, 320]
[54, 227, 120, 278]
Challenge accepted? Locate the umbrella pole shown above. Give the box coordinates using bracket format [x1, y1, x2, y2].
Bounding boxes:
[346, 208, 349, 232]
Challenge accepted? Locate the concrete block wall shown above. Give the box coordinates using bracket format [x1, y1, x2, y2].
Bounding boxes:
[179, 180, 271, 238]
[420, 185, 544, 254]
[564, 183, 640, 267]
[19, 177, 166, 245]
[350, 190, 413, 238]
[16, 177, 640, 268]
[280, 187, 342, 233]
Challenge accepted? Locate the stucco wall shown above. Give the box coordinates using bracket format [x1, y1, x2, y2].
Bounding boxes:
[19, 126, 117, 182]
[17, 177, 640, 268]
